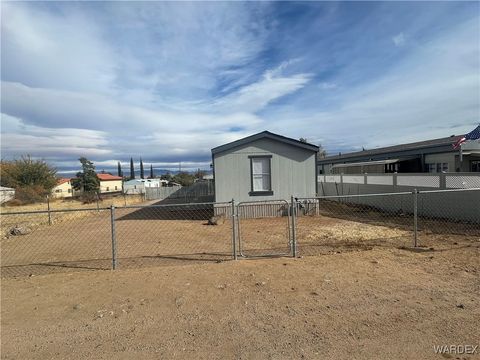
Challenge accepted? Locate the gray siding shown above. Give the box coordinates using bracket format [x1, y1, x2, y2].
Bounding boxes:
[214, 138, 316, 203]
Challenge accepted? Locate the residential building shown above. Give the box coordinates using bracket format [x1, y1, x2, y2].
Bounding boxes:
[0, 186, 15, 203]
[51, 178, 73, 198]
[123, 178, 168, 194]
[97, 173, 123, 193]
[318, 135, 480, 174]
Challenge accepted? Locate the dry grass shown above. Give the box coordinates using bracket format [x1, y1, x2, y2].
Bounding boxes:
[0, 195, 147, 238]
[1, 194, 145, 212]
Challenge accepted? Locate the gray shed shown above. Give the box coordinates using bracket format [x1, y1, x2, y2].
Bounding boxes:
[212, 131, 319, 203]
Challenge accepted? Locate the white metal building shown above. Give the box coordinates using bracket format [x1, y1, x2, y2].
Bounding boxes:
[123, 178, 168, 194]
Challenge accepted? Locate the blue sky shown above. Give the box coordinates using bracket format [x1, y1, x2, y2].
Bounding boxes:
[1, 1, 479, 172]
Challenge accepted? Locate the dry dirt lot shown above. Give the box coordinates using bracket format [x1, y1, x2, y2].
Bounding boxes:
[1, 206, 479, 359]
[2, 203, 471, 276]
[2, 239, 479, 360]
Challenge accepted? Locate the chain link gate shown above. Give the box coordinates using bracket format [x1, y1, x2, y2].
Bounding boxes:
[236, 200, 293, 257]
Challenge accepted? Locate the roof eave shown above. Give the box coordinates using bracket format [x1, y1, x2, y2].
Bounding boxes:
[212, 131, 319, 155]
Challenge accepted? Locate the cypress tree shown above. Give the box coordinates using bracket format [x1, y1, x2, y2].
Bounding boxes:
[150, 164, 154, 179]
[130, 157, 135, 179]
[117, 161, 122, 177]
[140, 158, 145, 179]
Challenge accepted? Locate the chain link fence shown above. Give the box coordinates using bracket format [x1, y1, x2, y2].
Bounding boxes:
[1, 189, 478, 277]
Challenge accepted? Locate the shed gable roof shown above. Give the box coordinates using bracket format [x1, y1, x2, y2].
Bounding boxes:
[211, 131, 319, 155]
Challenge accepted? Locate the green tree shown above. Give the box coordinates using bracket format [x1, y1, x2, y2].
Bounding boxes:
[130, 157, 135, 179]
[194, 168, 206, 179]
[72, 157, 99, 193]
[172, 172, 195, 186]
[150, 164, 154, 179]
[160, 172, 172, 181]
[117, 161, 123, 177]
[0, 155, 57, 203]
[318, 144, 327, 159]
[140, 158, 145, 179]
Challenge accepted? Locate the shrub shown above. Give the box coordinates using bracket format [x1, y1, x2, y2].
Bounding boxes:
[13, 186, 47, 205]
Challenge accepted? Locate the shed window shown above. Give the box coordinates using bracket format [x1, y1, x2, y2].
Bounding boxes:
[249, 156, 273, 196]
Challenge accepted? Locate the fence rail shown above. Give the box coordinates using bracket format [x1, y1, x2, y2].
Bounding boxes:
[318, 173, 480, 194]
[1, 189, 478, 277]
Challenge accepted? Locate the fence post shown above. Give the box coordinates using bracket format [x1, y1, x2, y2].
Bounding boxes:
[291, 196, 297, 257]
[413, 189, 418, 248]
[231, 199, 237, 260]
[110, 205, 117, 270]
[46, 195, 52, 225]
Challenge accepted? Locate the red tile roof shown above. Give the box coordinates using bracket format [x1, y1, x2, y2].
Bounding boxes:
[97, 173, 123, 181]
[56, 178, 71, 185]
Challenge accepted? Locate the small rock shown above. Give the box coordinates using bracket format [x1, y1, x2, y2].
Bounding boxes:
[456, 304, 465, 309]
[207, 215, 225, 225]
[370, 260, 379, 264]
[175, 297, 186, 308]
[8, 225, 32, 236]
[255, 281, 266, 286]
[73, 304, 81, 310]
[310, 291, 319, 296]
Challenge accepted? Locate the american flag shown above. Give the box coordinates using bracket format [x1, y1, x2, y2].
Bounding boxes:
[453, 124, 480, 149]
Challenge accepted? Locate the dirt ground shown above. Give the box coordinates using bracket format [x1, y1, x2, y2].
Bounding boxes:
[1, 207, 479, 359]
[1, 205, 469, 277]
[2, 237, 479, 360]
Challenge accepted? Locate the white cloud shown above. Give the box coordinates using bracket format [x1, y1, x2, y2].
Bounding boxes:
[319, 82, 338, 90]
[264, 18, 479, 151]
[1, 114, 110, 158]
[392, 32, 406, 47]
[212, 67, 312, 114]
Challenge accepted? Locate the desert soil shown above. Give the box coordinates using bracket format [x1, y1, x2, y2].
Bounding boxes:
[2, 233, 479, 359]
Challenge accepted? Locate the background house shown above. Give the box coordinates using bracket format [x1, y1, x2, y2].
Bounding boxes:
[0, 186, 15, 204]
[123, 178, 168, 194]
[51, 178, 73, 198]
[211, 131, 319, 203]
[97, 174, 123, 193]
[318, 135, 480, 174]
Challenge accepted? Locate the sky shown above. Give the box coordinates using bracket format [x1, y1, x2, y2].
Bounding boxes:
[1, 1, 479, 173]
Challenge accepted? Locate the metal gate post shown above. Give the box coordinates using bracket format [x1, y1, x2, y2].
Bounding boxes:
[110, 205, 117, 269]
[231, 199, 237, 260]
[46, 195, 52, 225]
[291, 196, 297, 257]
[413, 189, 418, 248]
